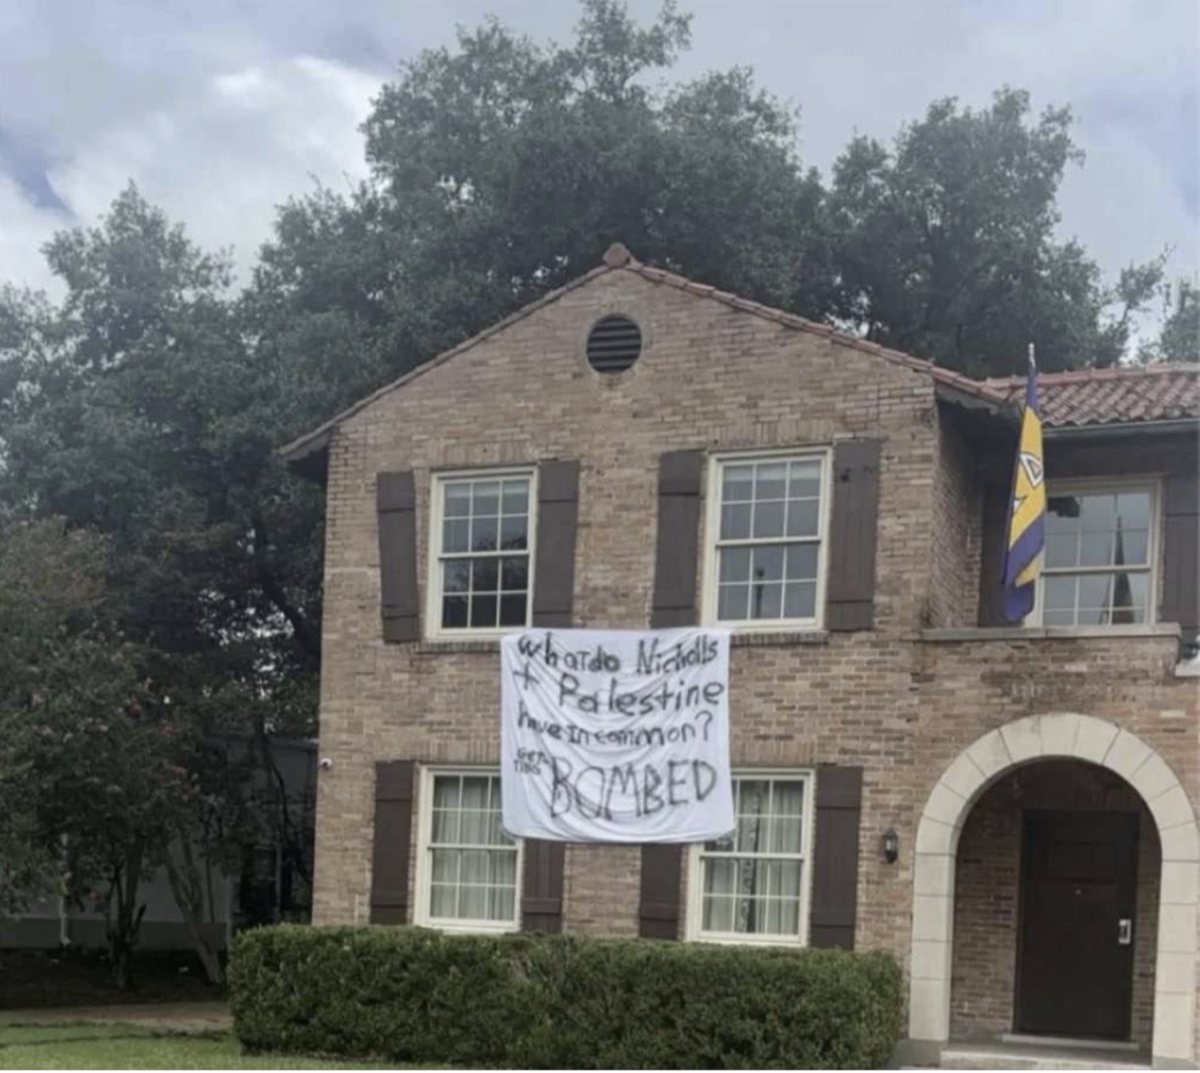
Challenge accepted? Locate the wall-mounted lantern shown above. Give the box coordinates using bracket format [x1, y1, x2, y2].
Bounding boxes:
[883, 828, 899, 864]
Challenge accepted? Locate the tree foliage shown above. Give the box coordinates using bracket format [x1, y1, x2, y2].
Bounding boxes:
[1142, 279, 1199, 364]
[823, 88, 1164, 376]
[0, 191, 315, 984]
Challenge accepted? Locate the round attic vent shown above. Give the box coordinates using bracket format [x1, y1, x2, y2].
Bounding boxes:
[586, 315, 642, 375]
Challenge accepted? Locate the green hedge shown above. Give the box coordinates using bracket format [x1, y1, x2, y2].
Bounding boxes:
[230, 924, 902, 1069]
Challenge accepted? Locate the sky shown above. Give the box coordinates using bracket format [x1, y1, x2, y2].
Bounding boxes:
[1, 0, 1196, 334]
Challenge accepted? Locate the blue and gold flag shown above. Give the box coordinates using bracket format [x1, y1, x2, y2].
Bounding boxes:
[1001, 352, 1046, 621]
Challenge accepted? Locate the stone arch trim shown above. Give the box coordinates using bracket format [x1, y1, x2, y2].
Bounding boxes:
[908, 713, 1200, 1065]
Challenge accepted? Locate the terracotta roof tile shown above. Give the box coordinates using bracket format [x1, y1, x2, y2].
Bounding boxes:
[984, 365, 1200, 428]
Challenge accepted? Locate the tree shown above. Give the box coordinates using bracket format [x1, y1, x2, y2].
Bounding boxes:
[0, 189, 318, 985]
[1142, 279, 1199, 364]
[823, 88, 1165, 376]
[0, 519, 107, 919]
[244, 0, 831, 416]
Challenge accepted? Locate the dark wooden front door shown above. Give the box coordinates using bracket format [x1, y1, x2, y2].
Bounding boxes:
[1015, 810, 1139, 1039]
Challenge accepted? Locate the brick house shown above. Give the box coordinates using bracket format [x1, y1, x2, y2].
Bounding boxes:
[281, 244, 1200, 1067]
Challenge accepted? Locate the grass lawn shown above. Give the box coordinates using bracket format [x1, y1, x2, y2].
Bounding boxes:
[0, 1023, 409, 1070]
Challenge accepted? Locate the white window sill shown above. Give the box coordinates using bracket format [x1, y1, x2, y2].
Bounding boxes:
[418, 919, 519, 935]
[688, 934, 807, 949]
[919, 623, 1182, 643]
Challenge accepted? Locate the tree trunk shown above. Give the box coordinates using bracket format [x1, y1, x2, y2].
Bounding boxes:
[163, 843, 225, 986]
[105, 848, 146, 991]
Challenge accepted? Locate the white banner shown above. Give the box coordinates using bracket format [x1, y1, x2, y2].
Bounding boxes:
[500, 627, 734, 843]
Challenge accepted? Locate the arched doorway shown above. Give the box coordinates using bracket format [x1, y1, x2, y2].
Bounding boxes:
[908, 714, 1199, 1066]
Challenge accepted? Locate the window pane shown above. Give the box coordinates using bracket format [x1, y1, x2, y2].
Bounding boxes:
[430, 883, 457, 918]
[1111, 572, 1148, 624]
[460, 883, 487, 921]
[472, 481, 500, 517]
[461, 777, 489, 810]
[500, 557, 528, 591]
[751, 545, 785, 582]
[460, 809, 489, 844]
[1044, 609, 1075, 626]
[472, 558, 499, 593]
[703, 894, 735, 933]
[718, 583, 749, 621]
[785, 545, 818, 580]
[433, 776, 460, 811]
[1080, 493, 1116, 531]
[431, 807, 458, 844]
[501, 480, 529, 515]
[1043, 575, 1076, 612]
[786, 499, 819, 538]
[470, 594, 497, 628]
[444, 483, 471, 518]
[770, 814, 803, 853]
[1078, 575, 1112, 623]
[443, 518, 469, 553]
[488, 886, 515, 922]
[1117, 529, 1148, 565]
[773, 898, 801, 936]
[721, 503, 751, 540]
[431, 848, 457, 883]
[755, 462, 787, 501]
[471, 515, 498, 552]
[1045, 531, 1077, 569]
[442, 596, 468, 628]
[499, 594, 527, 627]
[704, 857, 737, 896]
[500, 516, 528, 550]
[443, 559, 470, 594]
[490, 850, 517, 886]
[738, 780, 769, 816]
[719, 547, 751, 583]
[767, 860, 802, 898]
[753, 500, 785, 539]
[783, 582, 815, 619]
[787, 461, 821, 499]
[774, 781, 804, 815]
[750, 581, 782, 620]
[1047, 496, 1081, 529]
[1116, 492, 1150, 531]
[1080, 530, 1112, 567]
[722, 464, 754, 503]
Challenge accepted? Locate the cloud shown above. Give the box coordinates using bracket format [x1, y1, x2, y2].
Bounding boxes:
[0, 0, 1195, 339]
[0, 1, 384, 294]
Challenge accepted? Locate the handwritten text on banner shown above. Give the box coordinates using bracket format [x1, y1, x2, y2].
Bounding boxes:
[500, 627, 734, 843]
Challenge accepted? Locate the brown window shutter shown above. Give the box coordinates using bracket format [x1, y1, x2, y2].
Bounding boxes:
[809, 766, 863, 949]
[369, 760, 415, 924]
[638, 844, 683, 939]
[651, 450, 704, 628]
[377, 471, 420, 642]
[521, 840, 565, 932]
[532, 461, 580, 628]
[1161, 472, 1199, 635]
[977, 481, 1010, 627]
[825, 440, 882, 631]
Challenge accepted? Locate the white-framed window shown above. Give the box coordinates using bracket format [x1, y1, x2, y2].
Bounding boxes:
[414, 768, 522, 933]
[686, 771, 815, 946]
[702, 450, 831, 629]
[426, 468, 536, 638]
[1032, 480, 1159, 626]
